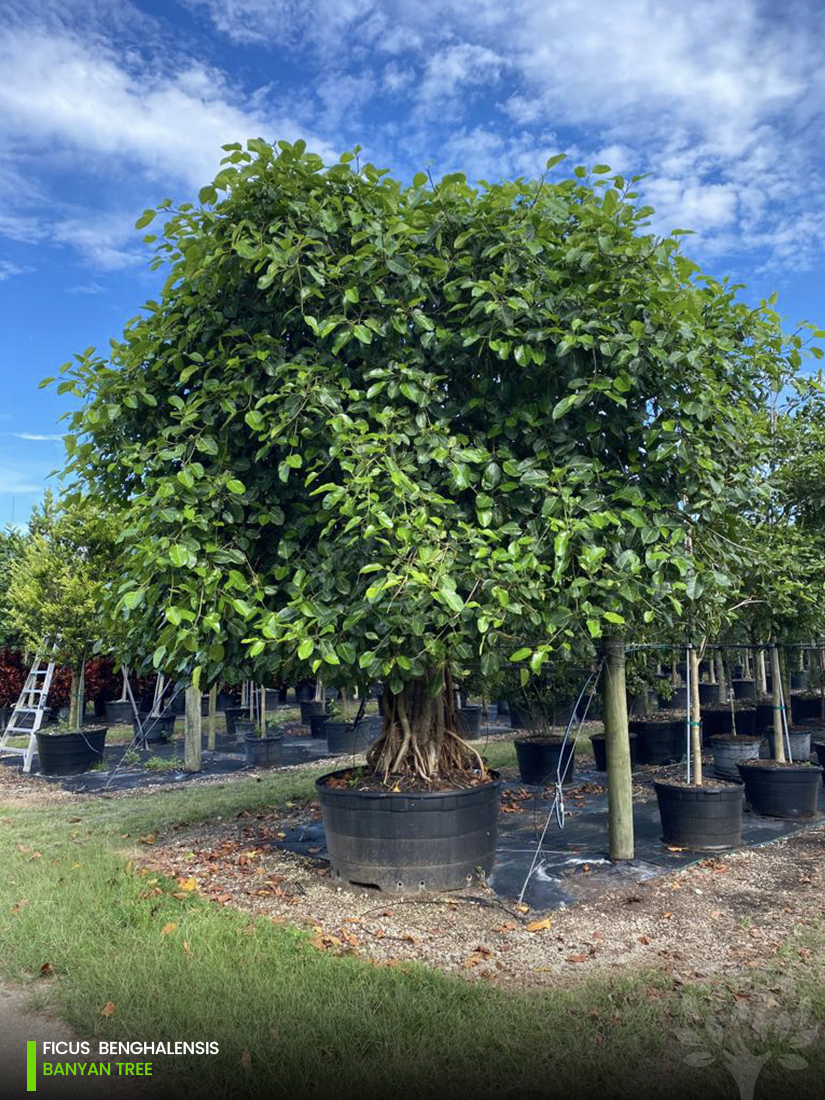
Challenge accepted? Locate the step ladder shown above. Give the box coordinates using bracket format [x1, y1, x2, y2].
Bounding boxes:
[0, 642, 58, 773]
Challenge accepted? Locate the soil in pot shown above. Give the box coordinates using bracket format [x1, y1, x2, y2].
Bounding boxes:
[104, 700, 133, 724]
[133, 713, 175, 743]
[299, 699, 327, 724]
[709, 735, 761, 779]
[457, 705, 482, 740]
[629, 719, 684, 765]
[654, 778, 744, 851]
[244, 734, 283, 768]
[514, 737, 576, 786]
[35, 727, 108, 776]
[316, 767, 501, 891]
[590, 733, 637, 772]
[737, 759, 824, 819]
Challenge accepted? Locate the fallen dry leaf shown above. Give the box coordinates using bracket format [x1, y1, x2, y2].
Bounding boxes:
[100, 1001, 116, 1018]
[526, 916, 553, 934]
[160, 922, 178, 936]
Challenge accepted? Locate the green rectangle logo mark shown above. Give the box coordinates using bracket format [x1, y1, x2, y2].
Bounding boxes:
[27, 1041, 37, 1092]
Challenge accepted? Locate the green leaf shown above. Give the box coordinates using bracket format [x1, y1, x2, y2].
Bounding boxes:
[226, 479, 246, 495]
[198, 186, 217, 205]
[509, 647, 531, 662]
[298, 639, 314, 660]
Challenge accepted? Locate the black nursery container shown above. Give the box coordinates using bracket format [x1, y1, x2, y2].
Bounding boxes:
[629, 719, 685, 765]
[309, 713, 329, 739]
[654, 779, 744, 851]
[514, 738, 576, 786]
[737, 760, 824, 819]
[590, 733, 637, 772]
[132, 713, 176, 743]
[35, 727, 108, 776]
[316, 769, 502, 892]
[244, 734, 283, 768]
[223, 707, 247, 738]
[325, 721, 377, 755]
[104, 701, 133, 724]
[299, 699, 327, 724]
[659, 687, 688, 710]
[731, 679, 756, 701]
[457, 705, 482, 740]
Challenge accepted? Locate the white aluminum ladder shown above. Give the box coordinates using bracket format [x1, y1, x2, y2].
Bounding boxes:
[0, 642, 58, 773]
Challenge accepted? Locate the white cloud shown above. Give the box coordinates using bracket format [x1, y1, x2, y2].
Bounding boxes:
[0, 260, 29, 280]
[10, 433, 64, 442]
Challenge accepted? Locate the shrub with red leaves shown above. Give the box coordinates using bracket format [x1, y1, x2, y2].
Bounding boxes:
[0, 648, 25, 707]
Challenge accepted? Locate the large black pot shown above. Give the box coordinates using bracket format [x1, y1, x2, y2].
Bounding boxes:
[235, 719, 257, 740]
[133, 713, 176, 744]
[316, 768, 501, 892]
[791, 671, 810, 691]
[223, 707, 248, 738]
[105, 701, 133, 724]
[299, 699, 327, 724]
[325, 721, 373, 755]
[731, 679, 756, 701]
[791, 695, 821, 723]
[514, 738, 576, 786]
[457, 705, 482, 740]
[698, 683, 722, 706]
[35, 727, 108, 776]
[654, 779, 744, 851]
[754, 702, 775, 734]
[701, 708, 732, 738]
[764, 730, 812, 762]
[296, 682, 317, 703]
[709, 735, 761, 779]
[737, 760, 823, 819]
[590, 733, 637, 772]
[244, 734, 283, 768]
[813, 741, 825, 775]
[309, 713, 329, 739]
[629, 719, 685, 765]
[508, 703, 531, 729]
[659, 686, 688, 710]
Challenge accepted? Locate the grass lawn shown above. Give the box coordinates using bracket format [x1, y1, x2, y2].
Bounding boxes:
[1, 743, 824, 1099]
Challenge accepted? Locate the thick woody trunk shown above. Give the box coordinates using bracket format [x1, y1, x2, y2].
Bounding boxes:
[366, 670, 483, 784]
[602, 637, 634, 860]
[68, 660, 84, 729]
[770, 644, 786, 762]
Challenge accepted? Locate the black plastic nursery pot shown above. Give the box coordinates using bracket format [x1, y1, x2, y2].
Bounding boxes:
[764, 730, 812, 762]
[309, 713, 329, 739]
[244, 734, 283, 768]
[791, 670, 810, 691]
[316, 769, 502, 892]
[737, 760, 824, 819]
[508, 703, 531, 729]
[325, 721, 375, 756]
[235, 719, 257, 740]
[698, 683, 722, 706]
[654, 779, 744, 851]
[813, 742, 825, 774]
[791, 695, 821, 723]
[35, 727, 108, 776]
[731, 679, 756, 700]
[104, 700, 133, 724]
[223, 707, 247, 738]
[457, 705, 482, 740]
[590, 733, 637, 772]
[299, 699, 327, 724]
[709, 735, 761, 779]
[754, 702, 776, 734]
[514, 737, 576, 786]
[658, 686, 687, 710]
[629, 719, 684, 765]
[132, 713, 176, 743]
[296, 683, 317, 703]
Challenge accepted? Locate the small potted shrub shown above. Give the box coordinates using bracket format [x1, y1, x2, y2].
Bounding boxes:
[512, 697, 577, 787]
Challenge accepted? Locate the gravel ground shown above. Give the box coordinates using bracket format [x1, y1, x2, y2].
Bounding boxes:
[140, 798, 825, 991]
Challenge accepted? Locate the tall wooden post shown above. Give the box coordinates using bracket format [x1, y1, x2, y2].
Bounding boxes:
[688, 647, 702, 785]
[603, 637, 634, 860]
[755, 647, 767, 697]
[184, 683, 202, 773]
[207, 684, 217, 751]
[715, 651, 726, 699]
[259, 684, 267, 736]
[770, 644, 786, 762]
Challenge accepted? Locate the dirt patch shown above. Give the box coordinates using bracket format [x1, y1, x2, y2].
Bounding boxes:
[141, 799, 825, 991]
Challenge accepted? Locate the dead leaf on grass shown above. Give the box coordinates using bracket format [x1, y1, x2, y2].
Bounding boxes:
[100, 1001, 116, 1017]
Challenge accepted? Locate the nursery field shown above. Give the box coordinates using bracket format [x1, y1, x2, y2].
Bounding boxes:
[2, 735, 825, 1100]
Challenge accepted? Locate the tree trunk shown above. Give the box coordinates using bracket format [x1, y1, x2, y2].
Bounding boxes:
[688, 647, 702, 785]
[778, 645, 793, 729]
[184, 684, 202, 773]
[770, 644, 786, 762]
[68, 660, 84, 729]
[119, 666, 130, 703]
[207, 684, 217, 751]
[602, 637, 634, 860]
[715, 651, 726, 700]
[755, 648, 767, 697]
[259, 684, 267, 736]
[366, 670, 482, 784]
[708, 652, 716, 684]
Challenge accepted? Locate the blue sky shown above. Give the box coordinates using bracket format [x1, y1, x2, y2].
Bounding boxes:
[1, 0, 823, 526]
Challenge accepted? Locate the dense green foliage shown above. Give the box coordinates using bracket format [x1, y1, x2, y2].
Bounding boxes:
[51, 139, 803, 771]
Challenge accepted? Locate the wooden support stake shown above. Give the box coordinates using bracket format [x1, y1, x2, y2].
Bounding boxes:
[770, 644, 786, 762]
[603, 637, 634, 861]
[689, 647, 702, 786]
[207, 684, 217, 751]
[184, 683, 202, 773]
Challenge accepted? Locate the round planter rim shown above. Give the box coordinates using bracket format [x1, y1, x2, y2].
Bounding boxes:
[653, 778, 744, 794]
[737, 761, 823, 775]
[36, 726, 108, 739]
[315, 767, 501, 801]
[244, 734, 283, 743]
